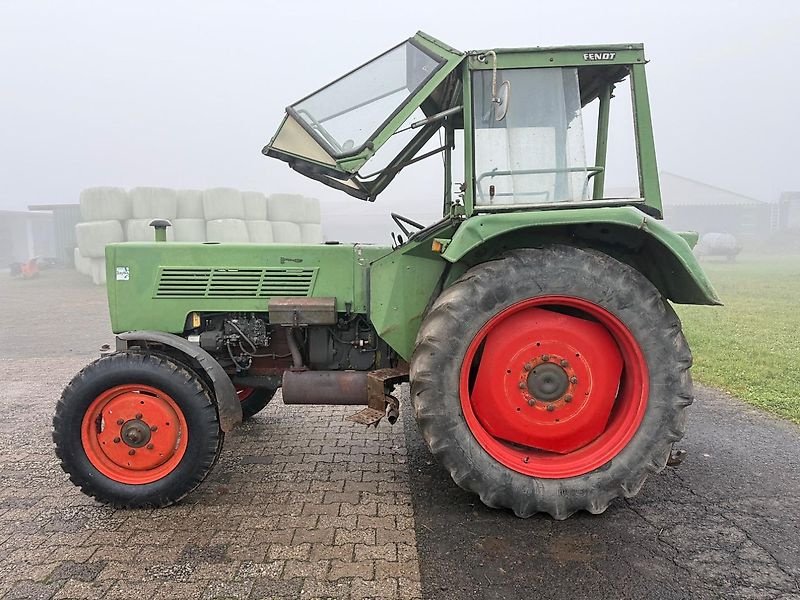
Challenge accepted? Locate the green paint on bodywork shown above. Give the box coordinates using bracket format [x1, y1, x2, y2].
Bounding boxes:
[106, 242, 391, 333]
[368, 222, 457, 361]
[440, 206, 720, 305]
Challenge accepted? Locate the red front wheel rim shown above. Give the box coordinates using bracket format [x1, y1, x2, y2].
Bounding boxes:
[81, 384, 188, 485]
[459, 296, 648, 479]
[235, 385, 255, 402]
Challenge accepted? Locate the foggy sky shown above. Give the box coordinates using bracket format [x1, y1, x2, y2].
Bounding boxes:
[1, 0, 798, 222]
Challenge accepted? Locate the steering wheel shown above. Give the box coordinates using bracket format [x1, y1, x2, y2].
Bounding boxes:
[391, 212, 425, 238]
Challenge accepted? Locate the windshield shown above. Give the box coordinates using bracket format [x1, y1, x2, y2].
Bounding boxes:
[290, 41, 443, 157]
[473, 67, 590, 206]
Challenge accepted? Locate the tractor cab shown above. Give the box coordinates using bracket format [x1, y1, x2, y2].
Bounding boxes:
[264, 32, 664, 219]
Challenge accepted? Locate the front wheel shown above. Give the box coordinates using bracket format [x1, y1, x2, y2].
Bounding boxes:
[410, 246, 693, 519]
[235, 385, 276, 420]
[53, 351, 223, 508]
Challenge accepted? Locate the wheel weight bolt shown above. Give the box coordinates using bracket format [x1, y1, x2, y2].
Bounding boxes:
[546, 404, 555, 412]
[564, 394, 573, 403]
[146, 443, 154, 450]
[135, 413, 142, 420]
[560, 359, 569, 368]
[150, 425, 158, 432]
[523, 362, 533, 371]
[128, 449, 136, 456]
[541, 354, 551, 362]
[570, 376, 578, 384]
[518, 381, 526, 389]
[116, 419, 124, 425]
[527, 399, 535, 406]
[113, 437, 121, 443]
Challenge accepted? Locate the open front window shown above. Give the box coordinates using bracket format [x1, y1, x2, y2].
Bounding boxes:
[289, 41, 443, 158]
[473, 67, 591, 206]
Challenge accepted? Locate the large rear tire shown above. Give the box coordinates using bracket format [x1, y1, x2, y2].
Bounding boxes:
[53, 351, 223, 508]
[410, 246, 693, 519]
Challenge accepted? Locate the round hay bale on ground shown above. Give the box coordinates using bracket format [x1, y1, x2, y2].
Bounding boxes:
[203, 188, 245, 220]
[696, 232, 740, 259]
[271, 221, 302, 244]
[300, 223, 323, 244]
[79, 187, 131, 222]
[90, 258, 106, 285]
[75, 220, 124, 258]
[206, 219, 250, 242]
[243, 191, 268, 221]
[130, 187, 178, 220]
[176, 189, 205, 219]
[246, 220, 274, 243]
[301, 197, 322, 224]
[73, 247, 92, 275]
[173, 219, 207, 242]
[125, 219, 175, 242]
[267, 194, 307, 223]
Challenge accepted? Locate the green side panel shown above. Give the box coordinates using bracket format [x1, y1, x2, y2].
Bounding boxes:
[105, 242, 392, 334]
[369, 227, 455, 361]
[440, 206, 721, 305]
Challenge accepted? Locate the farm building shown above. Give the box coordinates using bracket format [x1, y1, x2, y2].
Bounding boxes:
[0, 210, 55, 266]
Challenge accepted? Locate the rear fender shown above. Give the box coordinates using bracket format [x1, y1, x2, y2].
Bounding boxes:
[116, 331, 242, 431]
[440, 206, 721, 305]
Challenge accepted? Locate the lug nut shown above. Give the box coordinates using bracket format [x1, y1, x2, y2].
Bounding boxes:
[146, 443, 154, 450]
[564, 394, 573, 403]
[523, 362, 533, 371]
[541, 354, 551, 362]
[150, 425, 158, 432]
[116, 419, 124, 425]
[128, 449, 136, 456]
[113, 437, 121, 443]
[527, 399, 536, 406]
[518, 381, 526, 389]
[546, 404, 555, 412]
[135, 413, 142, 420]
[560, 359, 569, 368]
[570, 376, 578, 384]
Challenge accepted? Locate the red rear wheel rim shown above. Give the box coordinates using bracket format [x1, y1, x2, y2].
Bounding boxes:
[81, 384, 188, 484]
[459, 296, 648, 479]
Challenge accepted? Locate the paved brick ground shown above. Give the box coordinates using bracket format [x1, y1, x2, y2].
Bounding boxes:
[0, 271, 421, 599]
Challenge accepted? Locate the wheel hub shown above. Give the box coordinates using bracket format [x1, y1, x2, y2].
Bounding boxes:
[120, 419, 151, 448]
[80, 384, 187, 484]
[470, 306, 623, 454]
[527, 362, 569, 401]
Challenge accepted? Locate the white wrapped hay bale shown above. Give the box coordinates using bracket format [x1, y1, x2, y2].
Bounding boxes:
[267, 194, 307, 223]
[173, 219, 206, 242]
[125, 219, 175, 242]
[203, 188, 245, 220]
[300, 196, 322, 224]
[246, 220, 274, 243]
[73, 247, 92, 275]
[130, 187, 178, 220]
[271, 221, 302, 243]
[90, 258, 107, 286]
[206, 219, 250, 242]
[79, 187, 131, 222]
[75, 220, 124, 258]
[243, 191, 268, 221]
[300, 223, 323, 244]
[176, 189, 204, 219]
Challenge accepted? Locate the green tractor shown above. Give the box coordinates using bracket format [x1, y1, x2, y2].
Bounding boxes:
[53, 33, 719, 519]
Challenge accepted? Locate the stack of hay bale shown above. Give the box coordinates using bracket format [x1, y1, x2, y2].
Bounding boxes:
[73, 187, 323, 285]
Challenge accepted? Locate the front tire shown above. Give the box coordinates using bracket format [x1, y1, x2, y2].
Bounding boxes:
[53, 351, 223, 508]
[235, 385, 276, 420]
[410, 246, 693, 519]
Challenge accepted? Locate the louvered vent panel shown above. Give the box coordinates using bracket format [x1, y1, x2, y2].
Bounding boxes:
[155, 267, 316, 298]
